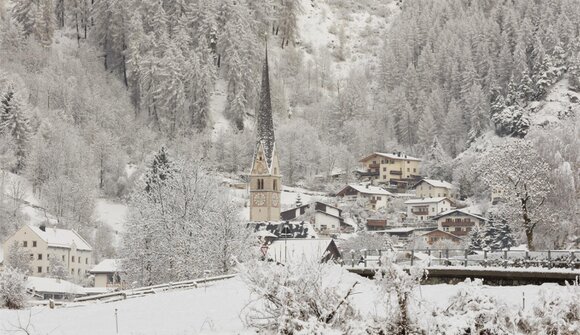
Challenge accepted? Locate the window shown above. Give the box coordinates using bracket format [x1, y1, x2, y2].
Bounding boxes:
[372, 160, 376, 164]
[23, 241, 27, 247]
[30, 254, 34, 260]
[37, 254, 42, 260]
[413, 168, 416, 173]
[78, 257, 81, 263]
[47, 267, 50, 273]
[37, 267, 42, 273]
[431, 208, 434, 212]
[71, 269, 74, 274]
[47, 254, 50, 260]
[438, 193, 441, 197]
[62, 255, 65, 261]
[407, 161, 410, 163]
[383, 167, 386, 171]
[78, 269, 81, 275]
[383, 175, 386, 179]
[377, 196, 382, 200]
[86, 258, 88, 264]
[273, 180, 277, 191]
[407, 168, 410, 172]
[32, 241, 37, 247]
[72, 256, 75, 262]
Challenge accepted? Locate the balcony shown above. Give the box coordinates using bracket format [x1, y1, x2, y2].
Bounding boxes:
[390, 170, 402, 175]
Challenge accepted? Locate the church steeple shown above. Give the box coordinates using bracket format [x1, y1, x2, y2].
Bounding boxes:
[256, 48, 275, 168]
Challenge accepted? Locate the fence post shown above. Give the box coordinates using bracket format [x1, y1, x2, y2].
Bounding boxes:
[364, 250, 368, 268]
[503, 249, 508, 268]
[525, 251, 529, 268]
[439, 250, 442, 266]
[571, 251, 576, 271]
[548, 250, 552, 269]
[445, 249, 449, 267]
[483, 250, 487, 268]
[427, 248, 431, 267]
[351, 251, 355, 267]
[464, 249, 468, 267]
[378, 250, 382, 267]
[411, 249, 415, 266]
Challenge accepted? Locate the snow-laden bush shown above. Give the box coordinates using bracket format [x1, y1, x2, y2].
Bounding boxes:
[518, 282, 580, 335]
[240, 259, 366, 334]
[431, 279, 517, 335]
[368, 255, 427, 335]
[0, 267, 28, 309]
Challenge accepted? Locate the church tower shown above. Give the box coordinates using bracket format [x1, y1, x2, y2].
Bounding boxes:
[249, 50, 281, 222]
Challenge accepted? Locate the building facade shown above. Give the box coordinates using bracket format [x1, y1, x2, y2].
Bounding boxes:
[336, 183, 395, 210]
[433, 209, 486, 237]
[280, 202, 344, 234]
[249, 50, 281, 222]
[412, 179, 459, 200]
[404, 197, 454, 221]
[359, 152, 421, 185]
[2, 225, 93, 281]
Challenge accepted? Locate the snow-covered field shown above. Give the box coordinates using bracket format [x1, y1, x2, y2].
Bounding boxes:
[0, 271, 569, 335]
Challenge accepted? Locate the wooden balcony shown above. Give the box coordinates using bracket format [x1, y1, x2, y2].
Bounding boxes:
[390, 170, 402, 175]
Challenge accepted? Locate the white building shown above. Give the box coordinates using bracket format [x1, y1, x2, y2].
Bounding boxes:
[404, 197, 454, 221]
[2, 225, 93, 281]
[336, 183, 395, 210]
[27, 276, 86, 300]
[280, 202, 345, 234]
[412, 179, 459, 200]
[90, 259, 125, 289]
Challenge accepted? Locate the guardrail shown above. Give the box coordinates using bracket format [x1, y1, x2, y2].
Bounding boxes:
[75, 274, 237, 303]
[342, 249, 580, 270]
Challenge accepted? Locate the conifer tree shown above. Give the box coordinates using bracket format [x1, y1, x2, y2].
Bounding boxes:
[11, 0, 38, 37]
[144, 146, 174, 194]
[494, 219, 516, 250]
[482, 215, 499, 250]
[467, 227, 484, 251]
[0, 86, 31, 172]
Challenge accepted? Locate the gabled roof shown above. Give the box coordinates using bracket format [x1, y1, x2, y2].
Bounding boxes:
[90, 259, 123, 274]
[432, 209, 487, 221]
[412, 178, 456, 190]
[338, 183, 394, 196]
[29, 226, 92, 251]
[27, 276, 86, 295]
[360, 152, 422, 162]
[404, 197, 450, 205]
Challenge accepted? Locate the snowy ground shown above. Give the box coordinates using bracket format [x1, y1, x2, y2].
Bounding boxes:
[0, 271, 569, 335]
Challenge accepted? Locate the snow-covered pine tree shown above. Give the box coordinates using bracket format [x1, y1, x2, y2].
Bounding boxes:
[144, 146, 174, 194]
[0, 267, 28, 309]
[494, 219, 516, 250]
[35, 0, 55, 47]
[0, 85, 31, 172]
[422, 136, 452, 181]
[11, 0, 38, 37]
[442, 99, 466, 157]
[467, 226, 485, 251]
[6, 242, 31, 275]
[482, 215, 499, 250]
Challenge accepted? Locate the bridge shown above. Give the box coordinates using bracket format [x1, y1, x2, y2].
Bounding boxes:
[342, 248, 580, 285]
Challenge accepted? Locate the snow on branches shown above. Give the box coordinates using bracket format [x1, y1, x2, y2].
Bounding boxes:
[477, 139, 552, 250]
[0, 267, 28, 309]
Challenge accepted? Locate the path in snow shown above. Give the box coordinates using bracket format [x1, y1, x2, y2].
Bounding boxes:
[209, 78, 230, 142]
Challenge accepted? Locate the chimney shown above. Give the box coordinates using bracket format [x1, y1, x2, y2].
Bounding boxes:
[39, 224, 46, 232]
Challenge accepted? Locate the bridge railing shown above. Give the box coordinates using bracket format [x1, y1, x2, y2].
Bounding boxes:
[341, 249, 580, 270]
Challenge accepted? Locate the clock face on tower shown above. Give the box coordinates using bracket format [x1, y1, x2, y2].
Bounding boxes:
[271, 193, 279, 207]
[253, 193, 266, 206]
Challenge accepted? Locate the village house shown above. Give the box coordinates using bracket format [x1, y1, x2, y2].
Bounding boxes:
[358, 152, 422, 187]
[404, 197, 454, 221]
[412, 179, 459, 200]
[432, 209, 487, 237]
[2, 225, 93, 281]
[280, 202, 346, 234]
[27, 276, 86, 301]
[90, 259, 126, 290]
[418, 229, 463, 246]
[366, 218, 388, 231]
[336, 183, 395, 210]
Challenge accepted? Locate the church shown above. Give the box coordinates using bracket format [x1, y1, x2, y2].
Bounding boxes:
[249, 50, 281, 222]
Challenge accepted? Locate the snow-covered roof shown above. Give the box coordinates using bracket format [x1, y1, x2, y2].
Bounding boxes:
[29, 226, 92, 251]
[360, 152, 422, 162]
[255, 230, 277, 238]
[345, 183, 394, 196]
[419, 229, 463, 240]
[265, 239, 336, 262]
[413, 179, 456, 189]
[372, 227, 417, 234]
[27, 276, 86, 295]
[404, 197, 450, 205]
[432, 209, 486, 221]
[90, 259, 122, 273]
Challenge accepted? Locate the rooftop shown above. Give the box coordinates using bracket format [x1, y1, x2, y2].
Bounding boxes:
[29, 225, 92, 251]
[404, 197, 450, 205]
[90, 259, 122, 273]
[432, 209, 487, 221]
[360, 152, 422, 162]
[344, 183, 394, 196]
[413, 179, 456, 189]
[27, 276, 86, 295]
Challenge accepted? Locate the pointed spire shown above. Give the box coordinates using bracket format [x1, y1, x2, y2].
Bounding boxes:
[256, 45, 275, 167]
